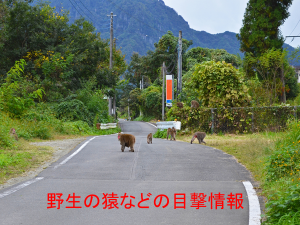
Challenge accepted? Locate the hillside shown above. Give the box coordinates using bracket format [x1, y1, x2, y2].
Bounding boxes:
[42, 0, 297, 62]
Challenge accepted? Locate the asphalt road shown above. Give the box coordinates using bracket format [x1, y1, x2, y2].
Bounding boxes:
[0, 121, 260, 225]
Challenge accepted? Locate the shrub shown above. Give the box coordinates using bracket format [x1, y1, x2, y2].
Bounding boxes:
[264, 183, 300, 224]
[186, 60, 251, 108]
[153, 129, 167, 139]
[55, 99, 92, 125]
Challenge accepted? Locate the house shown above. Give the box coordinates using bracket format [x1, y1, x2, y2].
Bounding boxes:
[293, 66, 300, 83]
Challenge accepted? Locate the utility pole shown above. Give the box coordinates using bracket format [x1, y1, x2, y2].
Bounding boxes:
[107, 12, 116, 116]
[162, 62, 165, 121]
[177, 31, 182, 100]
[128, 99, 130, 121]
[140, 79, 142, 117]
[281, 63, 286, 103]
[113, 38, 117, 118]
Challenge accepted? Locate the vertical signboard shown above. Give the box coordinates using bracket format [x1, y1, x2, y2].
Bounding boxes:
[166, 75, 173, 107]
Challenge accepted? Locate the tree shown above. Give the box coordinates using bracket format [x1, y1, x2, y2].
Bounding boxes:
[185, 47, 240, 69]
[186, 61, 250, 108]
[140, 85, 162, 118]
[127, 31, 192, 88]
[237, 0, 292, 57]
[0, 1, 126, 101]
[245, 48, 298, 105]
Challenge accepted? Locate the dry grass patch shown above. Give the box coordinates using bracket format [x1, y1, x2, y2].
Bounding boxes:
[0, 139, 54, 185]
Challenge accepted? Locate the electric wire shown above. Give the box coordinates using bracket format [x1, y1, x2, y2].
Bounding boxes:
[288, 18, 300, 44]
[289, 19, 300, 36]
[105, 0, 167, 34]
[69, 0, 111, 31]
[68, 0, 94, 23]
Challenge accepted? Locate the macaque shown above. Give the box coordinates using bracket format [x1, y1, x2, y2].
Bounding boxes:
[118, 132, 135, 152]
[190, 132, 206, 144]
[177, 102, 183, 108]
[96, 123, 101, 130]
[9, 128, 18, 141]
[191, 100, 199, 109]
[147, 133, 152, 144]
[167, 127, 176, 141]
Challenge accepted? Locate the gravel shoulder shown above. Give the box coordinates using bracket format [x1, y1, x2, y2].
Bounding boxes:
[0, 137, 87, 190]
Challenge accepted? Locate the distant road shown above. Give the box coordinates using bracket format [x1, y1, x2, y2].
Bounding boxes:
[0, 121, 260, 225]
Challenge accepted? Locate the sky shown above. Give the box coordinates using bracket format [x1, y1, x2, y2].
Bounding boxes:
[163, 0, 300, 48]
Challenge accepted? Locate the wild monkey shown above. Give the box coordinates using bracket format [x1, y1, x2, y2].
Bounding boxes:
[191, 100, 199, 109]
[118, 132, 135, 152]
[147, 133, 152, 144]
[191, 132, 206, 144]
[167, 127, 176, 141]
[177, 102, 183, 108]
[9, 128, 18, 141]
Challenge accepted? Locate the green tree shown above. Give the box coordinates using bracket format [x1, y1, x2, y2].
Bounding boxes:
[0, 1, 126, 101]
[237, 0, 292, 57]
[127, 31, 192, 88]
[0, 59, 44, 117]
[186, 61, 250, 108]
[185, 47, 240, 69]
[140, 85, 162, 118]
[244, 48, 298, 105]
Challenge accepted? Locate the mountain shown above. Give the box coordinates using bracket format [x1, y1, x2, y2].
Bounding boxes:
[41, 0, 297, 63]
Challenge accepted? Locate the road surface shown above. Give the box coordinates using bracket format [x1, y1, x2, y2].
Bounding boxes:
[0, 121, 261, 225]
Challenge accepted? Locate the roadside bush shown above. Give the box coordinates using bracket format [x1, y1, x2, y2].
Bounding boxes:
[266, 121, 300, 181]
[55, 99, 92, 126]
[0, 112, 17, 147]
[266, 144, 300, 181]
[186, 60, 250, 108]
[264, 182, 300, 224]
[153, 129, 167, 139]
[263, 120, 300, 224]
[0, 60, 44, 118]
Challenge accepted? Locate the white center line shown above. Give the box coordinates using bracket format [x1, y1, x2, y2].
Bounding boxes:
[130, 141, 142, 180]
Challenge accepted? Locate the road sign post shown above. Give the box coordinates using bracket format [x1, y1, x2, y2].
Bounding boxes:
[166, 75, 173, 107]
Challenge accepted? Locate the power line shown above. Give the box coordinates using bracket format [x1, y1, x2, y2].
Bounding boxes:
[69, 0, 94, 23]
[105, 0, 167, 34]
[289, 19, 300, 35]
[77, 0, 98, 18]
[76, 0, 109, 23]
[67, 0, 87, 21]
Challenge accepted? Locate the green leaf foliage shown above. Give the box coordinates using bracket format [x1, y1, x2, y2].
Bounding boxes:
[237, 0, 293, 57]
[186, 61, 251, 108]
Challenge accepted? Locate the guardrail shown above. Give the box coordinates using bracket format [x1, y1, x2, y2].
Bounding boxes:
[156, 121, 181, 130]
[99, 123, 117, 129]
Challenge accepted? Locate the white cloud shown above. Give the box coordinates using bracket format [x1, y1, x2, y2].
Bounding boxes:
[163, 0, 300, 48]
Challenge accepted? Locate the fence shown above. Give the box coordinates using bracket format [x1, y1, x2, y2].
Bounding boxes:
[172, 106, 300, 134]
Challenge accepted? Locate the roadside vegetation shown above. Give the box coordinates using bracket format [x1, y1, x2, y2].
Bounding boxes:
[0, 1, 121, 185]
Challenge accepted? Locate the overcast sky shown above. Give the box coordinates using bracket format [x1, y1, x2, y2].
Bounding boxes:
[163, 0, 300, 48]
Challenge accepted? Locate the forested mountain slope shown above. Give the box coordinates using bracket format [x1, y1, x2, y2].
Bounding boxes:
[43, 0, 296, 62]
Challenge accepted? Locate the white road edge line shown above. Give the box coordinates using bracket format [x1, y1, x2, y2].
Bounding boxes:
[0, 177, 44, 199]
[54, 137, 96, 169]
[146, 122, 157, 128]
[243, 181, 261, 225]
